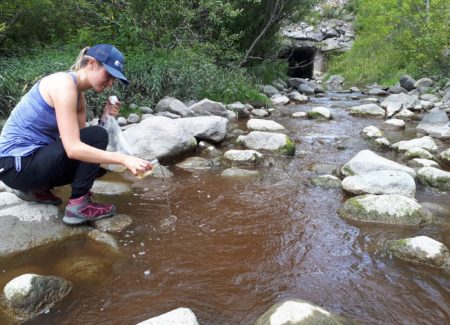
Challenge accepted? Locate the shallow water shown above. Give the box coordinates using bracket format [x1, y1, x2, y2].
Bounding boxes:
[1, 92, 449, 324]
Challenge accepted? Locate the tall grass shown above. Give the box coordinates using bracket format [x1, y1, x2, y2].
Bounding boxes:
[0, 46, 269, 117]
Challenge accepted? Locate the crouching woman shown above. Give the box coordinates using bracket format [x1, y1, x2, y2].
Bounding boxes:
[0, 44, 151, 225]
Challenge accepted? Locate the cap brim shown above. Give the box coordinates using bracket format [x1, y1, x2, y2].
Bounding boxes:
[103, 64, 129, 85]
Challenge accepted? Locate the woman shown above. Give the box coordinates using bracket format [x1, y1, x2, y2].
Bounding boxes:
[0, 44, 151, 225]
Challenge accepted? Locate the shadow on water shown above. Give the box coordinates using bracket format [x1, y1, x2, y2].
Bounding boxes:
[1, 92, 449, 324]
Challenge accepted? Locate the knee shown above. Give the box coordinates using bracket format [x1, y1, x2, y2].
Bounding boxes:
[81, 126, 108, 150]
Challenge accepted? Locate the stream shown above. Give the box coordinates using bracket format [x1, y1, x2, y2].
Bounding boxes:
[0, 91, 449, 324]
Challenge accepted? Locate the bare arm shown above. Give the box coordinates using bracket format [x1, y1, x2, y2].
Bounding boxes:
[49, 74, 150, 174]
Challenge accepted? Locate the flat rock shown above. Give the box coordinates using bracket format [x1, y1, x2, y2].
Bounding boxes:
[271, 94, 290, 106]
[417, 167, 450, 191]
[247, 119, 285, 132]
[392, 136, 437, 153]
[223, 149, 263, 165]
[221, 168, 260, 178]
[408, 158, 439, 168]
[175, 116, 229, 143]
[349, 104, 385, 118]
[338, 194, 433, 225]
[92, 180, 131, 195]
[361, 125, 382, 139]
[381, 118, 405, 130]
[342, 170, 416, 197]
[237, 131, 295, 156]
[136, 307, 199, 325]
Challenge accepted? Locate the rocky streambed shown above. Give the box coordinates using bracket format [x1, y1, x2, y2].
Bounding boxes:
[0, 76, 449, 324]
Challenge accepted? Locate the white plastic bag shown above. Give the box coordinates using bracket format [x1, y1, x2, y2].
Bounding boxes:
[102, 115, 133, 172]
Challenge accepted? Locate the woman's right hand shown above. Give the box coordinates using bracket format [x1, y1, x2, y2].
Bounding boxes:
[122, 155, 152, 175]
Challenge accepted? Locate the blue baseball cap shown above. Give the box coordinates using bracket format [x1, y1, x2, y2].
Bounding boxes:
[86, 44, 129, 85]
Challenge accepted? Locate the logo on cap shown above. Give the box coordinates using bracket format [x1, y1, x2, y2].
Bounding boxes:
[114, 60, 121, 67]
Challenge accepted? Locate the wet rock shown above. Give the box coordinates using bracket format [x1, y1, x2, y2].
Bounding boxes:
[400, 75, 416, 91]
[247, 119, 285, 132]
[271, 94, 290, 106]
[311, 175, 342, 188]
[262, 85, 279, 97]
[440, 148, 450, 165]
[420, 94, 440, 102]
[374, 137, 390, 148]
[221, 168, 260, 178]
[175, 116, 229, 143]
[388, 85, 408, 94]
[361, 125, 382, 139]
[92, 180, 130, 195]
[349, 104, 385, 118]
[127, 113, 140, 124]
[393, 109, 416, 120]
[93, 214, 133, 232]
[341, 150, 416, 177]
[414, 78, 433, 89]
[189, 98, 228, 118]
[408, 158, 439, 168]
[287, 91, 309, 103]
[136, 307, 199, 325]
[420, 100, 435, 110]
[292, 112, 308, 118]
[0, 193, 87, 257]
[156, 97, 194, 117]
[387, 236, 450, 269]
[392, 136, 437, 153]
[367, 88, 388, 96]
[404, 147, 435, 160]
[55, 255, 110, 284]
[381, 93, 421, 117]
[226, 102, 251, 118]
[381, 118, 405, 130]
[124, 116, 197, 161]
[237, 131, 295, 156]
[308, 106, 331, 120]
[176, 157, 212, 170]
[416, 167, 450, 191]
[3, 274, 72, 320]
[251, 109, 270, 117]
[339, 194, 433, 225]
[350, 86, 360, 92]
[298, 83, 315, 95]
[223, 150, 263, 166]
[253, 299, 352, 325]
[342, 170, 416, 197]
[420, 202, 450, 219]
[88, 229, 119, 252]
[416, 110, 450, 140]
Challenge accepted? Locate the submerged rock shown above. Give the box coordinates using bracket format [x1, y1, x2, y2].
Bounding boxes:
[221, 168, 260, 178]
[349, 104, 385, 118]
[387, 236, 450, 269]
[136, 307, 199, 325]
[311, 175, 342, 188]
[3, 273, 72, 320]
[339, 194, 433, 225]
[176, 157, 212, 170]
[253, 299, 353, 325]
[92, 180, 131, 195]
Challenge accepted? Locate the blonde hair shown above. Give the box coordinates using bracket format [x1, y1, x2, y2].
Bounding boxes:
[70, 47, 93, 71]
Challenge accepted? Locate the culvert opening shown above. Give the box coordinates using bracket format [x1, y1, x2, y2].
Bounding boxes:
[280, 47, 315, 78]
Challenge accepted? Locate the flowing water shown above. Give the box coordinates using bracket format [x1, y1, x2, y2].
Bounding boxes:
[0, 92, 449, 324]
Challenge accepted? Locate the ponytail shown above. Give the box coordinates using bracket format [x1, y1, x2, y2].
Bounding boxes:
[70, 47, 91, 71]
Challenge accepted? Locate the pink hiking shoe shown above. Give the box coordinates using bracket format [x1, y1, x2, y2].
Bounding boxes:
[63, 192, 116, 225]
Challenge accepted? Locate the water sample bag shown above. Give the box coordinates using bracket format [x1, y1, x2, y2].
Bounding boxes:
[102, 115, 133, 171]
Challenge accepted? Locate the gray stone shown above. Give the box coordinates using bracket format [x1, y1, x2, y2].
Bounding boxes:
[292, 112, 308, 118]
[221, 168, 260, 178]
[404, 147, 435, 160]
[367, 88, 388, 96]
[139, 106, 153, 114]
[361, 125, 382, 139]
[136, 307, 199, 325]
[440, 148, 450, 165]
[127, 113, 141, 124]
[156, 111, 181, 119]
[251, 108, 270, 117]
[237, 131, 295, 156]
[389, 86, 408, 94]
[408, 158, 439, 168]
[262, 85, 279, 97]
[400, 75, 416, 91]
[392, 136, 437, 153]
[341, 150, 416, 177]
[271, 94, 290, 105]
[349, 104, 385, 118]
[189, 98, 228, 118]
[226, 102, 251, 118]
[93, 214, 133, 232]
[381, 93, 421, 117]
[420, 94, 440, 102]
[91, 180, 130, 195]
[414, 78, 433, 89]
[298, 83, 315, 95]
[417, 167, 450, 191]
[374, 137, 390, 148]
[387, 236, 450, 269]
[339, 194, 433, 225]
[287, 91, 309, 103]
[311, 175, 342, 188]
[156, 97, 194, 117]
[342, 170, 416, 197]
[247, 119, 285, 132]
[308, 106, 331, 120]
[393, 109, 416, 120]
[175, 116, 229, 143]
[223, 150, 263, 166]
[3, 274, 72, 320]
[176, 157, 212, 170]
[381, 118, 405, 130]
[117, 116, 127, 126]
[254, 299, 352, 325]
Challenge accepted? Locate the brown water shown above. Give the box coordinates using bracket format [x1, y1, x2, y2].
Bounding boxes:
[1, 92, 449, 324]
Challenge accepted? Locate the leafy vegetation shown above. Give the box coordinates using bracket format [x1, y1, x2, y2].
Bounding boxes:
[327, 0, 450, 86]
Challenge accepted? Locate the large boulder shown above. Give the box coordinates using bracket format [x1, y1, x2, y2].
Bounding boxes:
[124, 116, 197, 161]
[400, 75, 416, 91]
[349, 104, 385, 118]
[381, 93, 421, 117]
[253, 299, 353, 325]
[155, 97, 194, 117]
[387, 236, 450, 269]
[3, 273, 72, 320]
[341, 150, 416, 177]
[237, 131, 295, 156]
[188, 98, 228, 118]
[0, 191, 86, 257]
[339, 194, 433, 225]
[175, 116, 229, 143]
[136, 307, 199, 325]
[416, 110, 450, 140]
[392, 136, 437, 153]
[342, 170, 416, 197]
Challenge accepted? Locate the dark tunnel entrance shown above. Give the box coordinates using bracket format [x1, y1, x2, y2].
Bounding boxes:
[280, 47, 315, 78]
